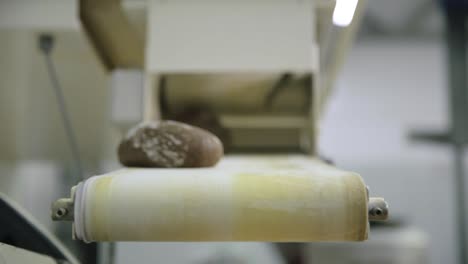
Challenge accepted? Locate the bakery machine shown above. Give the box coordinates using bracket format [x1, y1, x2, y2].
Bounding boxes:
[50, 0, 388, 244]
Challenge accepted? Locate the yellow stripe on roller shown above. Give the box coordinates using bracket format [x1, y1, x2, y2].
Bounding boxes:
[232, 172, 367, 241]
[80, 155, 369, 242]
[88, 176, 113, 241]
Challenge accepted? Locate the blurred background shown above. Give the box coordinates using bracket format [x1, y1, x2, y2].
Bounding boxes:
[0, 0, 465, 263]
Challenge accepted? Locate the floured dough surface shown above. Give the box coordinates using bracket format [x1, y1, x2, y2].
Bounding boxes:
[118, 120, 223, 168]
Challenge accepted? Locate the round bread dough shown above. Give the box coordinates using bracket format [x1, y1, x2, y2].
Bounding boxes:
[118, 120, 223, 168]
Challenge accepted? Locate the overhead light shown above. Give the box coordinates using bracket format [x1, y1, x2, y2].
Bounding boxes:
[332, 0, 359, 27]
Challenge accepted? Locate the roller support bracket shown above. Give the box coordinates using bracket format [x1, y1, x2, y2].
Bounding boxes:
[51, 187, 76, 222]
[368, 197, 389, 221]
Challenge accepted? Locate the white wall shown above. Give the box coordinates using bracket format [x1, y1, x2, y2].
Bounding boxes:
[0, 28, 121, 164]
[320, 38, 459, 264]
[0, 28, 122, 233]
[0, 0, 79, 30]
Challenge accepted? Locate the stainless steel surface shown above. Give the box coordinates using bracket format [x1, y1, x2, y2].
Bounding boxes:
[0, 243, 57, 264]
[0, 193, 80, 264]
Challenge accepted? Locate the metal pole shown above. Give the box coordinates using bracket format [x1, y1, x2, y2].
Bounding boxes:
[39, 34, 84, 183]
[446, 11, 468, 264]
[453, 145, 467, 264]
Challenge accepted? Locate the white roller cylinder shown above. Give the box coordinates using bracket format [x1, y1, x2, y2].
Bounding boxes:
[73, 156, 368, 242]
